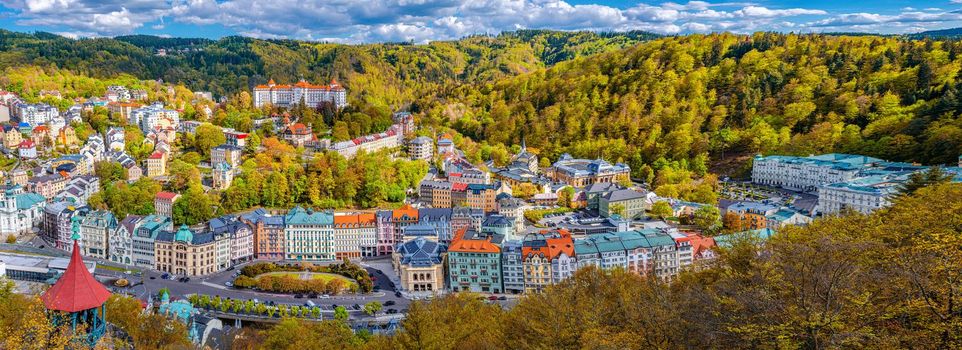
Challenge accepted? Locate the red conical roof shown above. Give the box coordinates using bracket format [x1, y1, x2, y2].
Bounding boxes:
[41, 240, 111, 312]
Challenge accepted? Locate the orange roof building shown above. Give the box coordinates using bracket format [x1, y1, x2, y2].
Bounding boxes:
[448, 227, 504, 293]
[333, 212, 378, 259]
[521, 229, 576, 293]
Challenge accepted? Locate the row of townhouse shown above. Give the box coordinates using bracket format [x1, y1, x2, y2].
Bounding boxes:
[418, 180, 501, 212]
[394, 226, 695, 296]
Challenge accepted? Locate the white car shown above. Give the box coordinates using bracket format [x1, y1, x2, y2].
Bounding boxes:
[319, 294, 331, 299]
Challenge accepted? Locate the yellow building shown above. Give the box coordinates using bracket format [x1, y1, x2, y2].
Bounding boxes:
[57, 125, 79, 149]
[146, 151, 167, 177]
[154, 225, 221, 276]
[3, 127, 22, 149]
[393, 237, 446, 295]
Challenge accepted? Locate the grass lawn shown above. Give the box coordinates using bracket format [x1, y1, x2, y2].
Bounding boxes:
[256, 271, 356, 285]
[97, 264, 142, 274]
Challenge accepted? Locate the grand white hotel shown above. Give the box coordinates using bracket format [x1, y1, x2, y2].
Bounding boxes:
[253, 79, 347, 109]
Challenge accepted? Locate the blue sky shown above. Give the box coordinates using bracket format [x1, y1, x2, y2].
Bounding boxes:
[0, 0, 959, 43]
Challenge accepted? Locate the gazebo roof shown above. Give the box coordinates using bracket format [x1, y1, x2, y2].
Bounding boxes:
[41, 240, 111, 312]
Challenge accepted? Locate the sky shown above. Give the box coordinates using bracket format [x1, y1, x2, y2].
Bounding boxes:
[0, 0, 960, 43]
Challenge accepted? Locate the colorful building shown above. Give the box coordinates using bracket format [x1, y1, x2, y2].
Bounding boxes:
[394, 237, 446, 295]
[521, 229, 576, 293]
[241, 208, 286, 260]
[448, 228, 503, 293]
[284, 206, 335, 261]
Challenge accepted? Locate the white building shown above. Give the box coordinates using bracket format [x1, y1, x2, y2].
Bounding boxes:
[332, 213, 378, 259]
[130, 103, 180, 133]
[110, 215, 144, 265]
[330, 124, 402, 159]
[284, 207, 335, 261]
[253, 79, 347, 109]
[15, 103, 59, 126]
[106, 85, 131, 101]
[751, 153, 882, 192]
[0, 185, 45, 237]
[79, 210, 117, 260]
[409, 136, 433, 161]
[105, 127, 125, 151]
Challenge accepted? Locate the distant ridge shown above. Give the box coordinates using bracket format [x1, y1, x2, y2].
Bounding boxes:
[910, 27, 962, 38]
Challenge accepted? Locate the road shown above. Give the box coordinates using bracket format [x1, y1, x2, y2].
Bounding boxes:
[14, 236, 518, 319]
[105, 261, 414, 316]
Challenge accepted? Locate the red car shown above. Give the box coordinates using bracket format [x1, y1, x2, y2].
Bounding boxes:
[488, 295, 498, 301]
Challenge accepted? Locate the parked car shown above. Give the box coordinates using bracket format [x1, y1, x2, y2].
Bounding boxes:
[498, 296, 507, 301]
[149, 276, 156, 280]
[384, 300, 395, 306]
[308, 293, 318, 299]
[294, 294, 303, 299]
[226, 266, 236, 271]
[488, 295, 498, 301]
[319, 294, 331, 299]
[395, 291, 402, 298]
[352, 304, 361, 310]
[161, 273, 170, 280]
[386, 309, 397, 314]
[306, 300, 316, 307]
[225, 282, 233, 287]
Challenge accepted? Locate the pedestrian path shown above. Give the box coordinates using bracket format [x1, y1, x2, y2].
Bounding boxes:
[201, 281, 228, 290]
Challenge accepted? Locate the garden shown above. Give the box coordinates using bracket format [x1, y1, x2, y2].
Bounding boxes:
[232, 260, 374, 294]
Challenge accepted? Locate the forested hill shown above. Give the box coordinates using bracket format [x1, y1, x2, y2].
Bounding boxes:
[423, 32, 962, 184]
[0, 29, 659, 106]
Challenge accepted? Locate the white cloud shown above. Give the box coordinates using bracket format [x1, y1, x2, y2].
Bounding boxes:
[2, 0, 960, 41]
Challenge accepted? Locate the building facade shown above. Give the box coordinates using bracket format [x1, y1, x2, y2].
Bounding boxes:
[448, 228, 503, 293]
[393, 237, 446, 295]
[751, 153, 881, 192]
[0, 184, 45, 237]
[547, 154, 631, 187]
[79, 210, 117, 259]
[253, 79, 347, 109]
[154, 225, 225, 276]
[521, 229, 576, 293]
[109, 215, 143, 265]
[284, 207, 335, 261]
[131, 215, 173, 268]
[332, 213, 377, 259]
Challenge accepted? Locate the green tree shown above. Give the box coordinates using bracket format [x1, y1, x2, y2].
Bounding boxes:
[896, 166, 954, 197]
[649, 201, 673, 219]
[363, 301, 382, 316]
[333, 306, 348, 322]
[692, 205, 721, 232]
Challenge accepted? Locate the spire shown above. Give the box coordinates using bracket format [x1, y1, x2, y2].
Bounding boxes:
[521, 137, 527, 152]
[41, 240, 111, 312]
[70, 214, 81, 241]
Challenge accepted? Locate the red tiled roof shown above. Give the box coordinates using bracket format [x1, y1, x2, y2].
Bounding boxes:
[19, 140, 34, 148]
[155, 191, 178, 200]
[148, 152, 165, 160]
[393, 204, 419, 220]
[448, 228, 500, 254]
[523, 229, 574, 261]
[334, 213, 376, 226]
[41, 240, 111, 312]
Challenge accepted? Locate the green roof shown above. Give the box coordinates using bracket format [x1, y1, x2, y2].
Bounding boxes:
[15, 193, 45, 210]
[174, 224, 193, 243]
[285, 206, 334, 225]
[575, 229, 677, 255]
[714, 228, 775, 247]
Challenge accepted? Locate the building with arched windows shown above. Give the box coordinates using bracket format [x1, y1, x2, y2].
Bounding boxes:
[393, 237, 446, 295]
